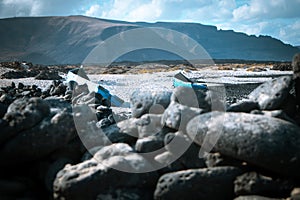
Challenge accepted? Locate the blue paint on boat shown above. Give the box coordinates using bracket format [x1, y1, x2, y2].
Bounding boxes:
[173, 71, 208, 90]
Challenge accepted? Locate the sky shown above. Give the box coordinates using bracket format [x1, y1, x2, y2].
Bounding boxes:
[0, 0, 300, 46]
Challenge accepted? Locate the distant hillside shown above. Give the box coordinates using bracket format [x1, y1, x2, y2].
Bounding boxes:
[0, 16, 298, 64]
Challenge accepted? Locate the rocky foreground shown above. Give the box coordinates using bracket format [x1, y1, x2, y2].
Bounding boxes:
[0, 55, 300, 200]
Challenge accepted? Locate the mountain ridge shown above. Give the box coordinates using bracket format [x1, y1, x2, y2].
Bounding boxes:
[0, 15, 298, 64]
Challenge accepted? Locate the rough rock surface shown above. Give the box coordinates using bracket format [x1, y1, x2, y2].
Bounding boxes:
[135, 132, 165, 154]
[154, 166, 243, 200]
[293, 53, 300, 112]
[0, 108, 76, 166]
[187, 111, 300, 177]
[234, 196, 283, 200]
[248, 76, 293, 110]
[137, 114, 163, 138]
[0, 97, 50, 145]
[227, 100, 260, 113]
[164, 132, 206, 169]
[1, 64, 300, 199]
[204, 152, 244, 168]
[234, 172, 294, 197]
[161, 102, 203, 131]
[54, 143, 159, 200]
[130, 90, 171, 118]
[171, 86, 210, 110]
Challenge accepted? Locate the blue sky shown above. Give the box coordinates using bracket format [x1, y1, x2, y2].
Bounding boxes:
[1, 0, 300, 46]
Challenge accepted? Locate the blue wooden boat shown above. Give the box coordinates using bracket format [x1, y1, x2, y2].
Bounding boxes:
[173, 71, 208, 90]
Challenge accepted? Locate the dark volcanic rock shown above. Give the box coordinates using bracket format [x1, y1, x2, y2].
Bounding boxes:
[227, 100, 260, 113]
[279, 93, 298, 118]
[102, 118, 139, 144]
[0, 97, 50, 145]
[272, 63, 293, 71]
[234, 196, 283, 200]
[0, 70, 38, 79]
[0, 102, 8, 118]
[0, 83, 43, 104]
[0, 178, 38, 199]
[136, 114, 163, 138]
[130, 90, 171, 118]
[54, 143, 159, 200]
[135, 132, 165, 154]
[234, 172, 294, 197]
[293, 53, 300, 109]
[171, 86, 210, 110]
[0, 109, 76, 166]
[96, 188, 153, 200]
[161, 102, 203, 131]
[44, 96, 72, 113]
[186, 111, 300, 177]
[154, 151, 185, 172]
[154, 166, 243, 200]
[49, 81, 67, 96]
[204, 152, 244, 168]
[164, 132, 206, 169]
[35, 70, 61, 80]
[248, 76, 293, 110]
[258, 110, 297, 124]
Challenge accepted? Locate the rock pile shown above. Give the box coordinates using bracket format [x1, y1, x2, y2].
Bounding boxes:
[54, 65, 299, 199]
[0, 80, 113, 199]
[0, 61, 75, 80]
[1, 56, 300, 199]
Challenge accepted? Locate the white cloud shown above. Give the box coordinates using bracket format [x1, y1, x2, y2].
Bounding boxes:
[127, 0, 162, 21]
[0, 0, 87, 18]
[217, 21, 268, 36]
[85, 4, 102, 17]
[1, 0, 35, 17]
[183, 0, 236, 23]
[233, 0, 300, 21]
[100, 0, 138, 20]
[278, 20, 300, 45]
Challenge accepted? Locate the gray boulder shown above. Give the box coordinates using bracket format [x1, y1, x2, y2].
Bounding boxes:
[254, 110, 297, 124]
[154, 151, 186, 173]
[130, 90, 171, 118]
[0, 97, 50, 144]
[135, 132, 165, 154]
[171, 86, 209, 109]
[102, 118, 139, 145]
[161, 102, 203, 131]
[0, 109, 76, 166]
[248, 76, 293, 110]
[154, 166, 243, 200]
[164, 132, 206, 169]
[234, 172, 294, 197]
[227, 100, 260, 113]
[187, 111, 300, 177]
[44, 96, 72, 113]
[54, 143, 159, 200]
[137, 114, 163, 138]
